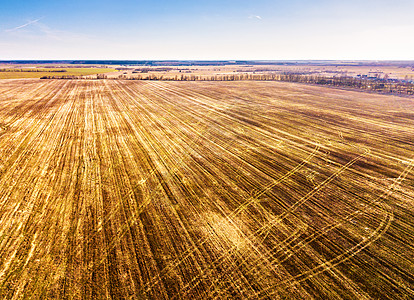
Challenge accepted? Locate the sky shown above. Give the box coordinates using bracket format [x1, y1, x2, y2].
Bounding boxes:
[0, 0, 413, 60]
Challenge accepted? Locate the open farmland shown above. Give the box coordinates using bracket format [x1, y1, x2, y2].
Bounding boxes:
[0, 68, 117, 79]
[0, 79, 413, 299]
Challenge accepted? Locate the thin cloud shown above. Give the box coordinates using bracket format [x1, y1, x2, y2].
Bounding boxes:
[5, 18, 43, 32]
[4, 18, 87, 42]
[248, 15, 262, 20]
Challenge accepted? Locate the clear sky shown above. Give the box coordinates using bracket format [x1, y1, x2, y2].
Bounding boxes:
[0, 0, 413, 60]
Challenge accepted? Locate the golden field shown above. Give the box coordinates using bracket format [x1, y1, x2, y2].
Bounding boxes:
[0, 79, 413, 299]
[0, 68, 116, 79]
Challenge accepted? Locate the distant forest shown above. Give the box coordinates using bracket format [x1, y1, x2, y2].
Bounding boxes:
[2, 60, 414, 67]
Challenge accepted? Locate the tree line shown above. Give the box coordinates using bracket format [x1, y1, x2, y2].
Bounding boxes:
[40, 72, 414, 96]
[118, 73, 414, 95]
[40, 74, 107, 79]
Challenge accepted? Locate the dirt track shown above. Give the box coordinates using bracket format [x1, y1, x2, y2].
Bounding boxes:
[0, 79, 413, 299]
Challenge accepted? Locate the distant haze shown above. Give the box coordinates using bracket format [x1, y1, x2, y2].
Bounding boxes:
[1, 0, 413, 60]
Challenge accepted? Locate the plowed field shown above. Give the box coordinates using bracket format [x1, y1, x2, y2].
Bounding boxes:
[0, 79, 413, 299]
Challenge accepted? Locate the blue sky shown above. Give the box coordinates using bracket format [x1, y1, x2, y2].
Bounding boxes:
[0, 0, 413, 60]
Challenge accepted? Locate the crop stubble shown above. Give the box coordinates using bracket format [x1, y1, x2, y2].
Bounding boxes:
[0, 79, 413, 299]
